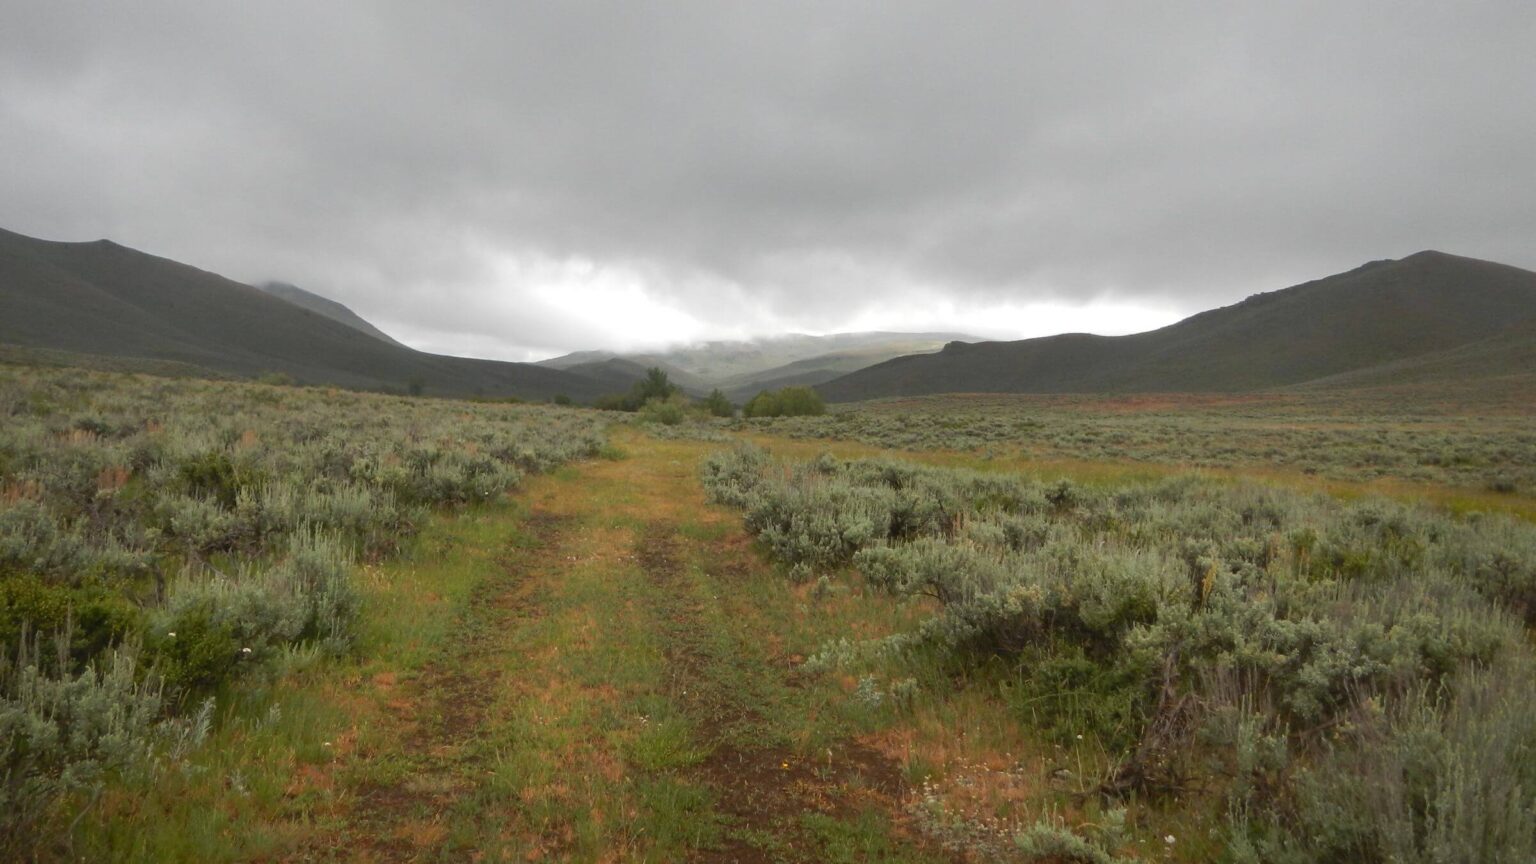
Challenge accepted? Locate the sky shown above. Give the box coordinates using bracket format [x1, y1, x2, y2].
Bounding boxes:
[3, 2, 1534, 361]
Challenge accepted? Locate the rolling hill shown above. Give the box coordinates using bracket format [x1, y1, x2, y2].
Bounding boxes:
[9, 228, 1530, 406]
[1294, 315, 1536, 391]
[552, 357, 707, 397]
[540, 332, 974, 399]
[256, 281, 406, 347]
[0, 227, 610, 402]
[817, 251, 1536, 401]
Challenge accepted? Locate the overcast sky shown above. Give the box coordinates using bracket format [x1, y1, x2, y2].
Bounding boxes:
[3, 3, 1533, 361]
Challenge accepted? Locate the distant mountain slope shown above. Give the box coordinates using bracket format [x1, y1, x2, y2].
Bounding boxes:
[0, 343, 238, 380]
[818, 251, 1536, 401]
[256, 281, 406, 347]
[0, 227, 609, 401]
[541, 332, 974, 396]
[718, 343, 954, 402]
[1294, 315, 1536, 391]
[557, 358, 653, 391]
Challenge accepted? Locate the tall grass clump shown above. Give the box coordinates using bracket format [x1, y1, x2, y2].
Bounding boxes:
[703, 444, 1536, 859]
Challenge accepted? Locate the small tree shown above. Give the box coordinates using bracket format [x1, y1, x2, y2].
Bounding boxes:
[596, 367, 679, 412]
[635, 367, 677, 403]
[702, 389, 734, 417]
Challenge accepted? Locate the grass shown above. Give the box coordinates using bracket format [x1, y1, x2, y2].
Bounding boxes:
[741, 389, 1536, 510]
[12, 369, 1532, 861]
[69, 504, 520, 860]
[739, 429, 1536, 523]
[77, 426, 948, 862]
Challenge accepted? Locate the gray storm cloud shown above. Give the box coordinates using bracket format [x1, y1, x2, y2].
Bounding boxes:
[2, 2, 1533, 357]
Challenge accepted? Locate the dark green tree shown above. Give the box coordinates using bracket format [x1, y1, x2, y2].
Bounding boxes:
[596, 367, 680, 412]
[635, 367, 677, 403]
[702, 388, 734, 417]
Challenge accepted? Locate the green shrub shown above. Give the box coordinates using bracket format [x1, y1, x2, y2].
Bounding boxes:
[0, 577, 143, 671]
[175, 450, 263, 509]
[743, 386, 825, 418]
[148, 602, 242, 695]
[639, 393, 690, 426]
[1008, 647, 1148, 752]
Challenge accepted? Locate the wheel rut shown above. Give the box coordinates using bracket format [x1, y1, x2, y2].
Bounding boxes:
[634, 521, 948, 864]
[337, 511, 568, 863]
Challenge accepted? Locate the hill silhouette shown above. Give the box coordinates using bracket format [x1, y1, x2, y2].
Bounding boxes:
[541, 332, 972, 401]
[555, 357, 714, 397]
[0, 228, 608, 401]
[256, 281, 406, 347]
[817, 251, 1536, 401]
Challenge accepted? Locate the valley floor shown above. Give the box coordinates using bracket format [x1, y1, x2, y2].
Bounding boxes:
[70, 420, 1536, 862]
[291, 426, 959, 862]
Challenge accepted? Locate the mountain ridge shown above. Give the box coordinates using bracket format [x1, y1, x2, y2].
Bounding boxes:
[816, 250, 1536, 401]
[5, 228, 1532, 405]
[256, 281, 406, 347]
[0, 227, 610, 402]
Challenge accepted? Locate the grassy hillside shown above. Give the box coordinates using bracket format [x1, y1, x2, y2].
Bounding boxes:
[0, 343, 237, 380]
[0, 228, 609, 401]
[255, 281, 407, 347]
[819, 251, 1536, 401]
[1294, 315, 1536, 392]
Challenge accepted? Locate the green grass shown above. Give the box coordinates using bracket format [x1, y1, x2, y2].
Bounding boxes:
[15, 374, 1535, 863]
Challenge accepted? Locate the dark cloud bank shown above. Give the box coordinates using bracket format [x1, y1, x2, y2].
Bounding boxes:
[3, 2, 1533, 359]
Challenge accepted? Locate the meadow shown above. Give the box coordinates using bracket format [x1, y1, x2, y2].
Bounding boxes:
[3, 364, 1534, 862]
[742, 392, 1536, 494]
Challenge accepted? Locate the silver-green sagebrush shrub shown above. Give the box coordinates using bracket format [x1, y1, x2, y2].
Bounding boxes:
[0, 366, 614, 838]
[704, 447, 1536, 858]
[0, 633, 198, 853]
[151, 529, 359, 694]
